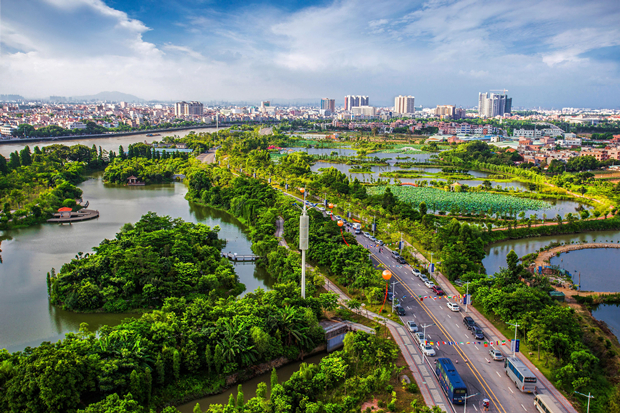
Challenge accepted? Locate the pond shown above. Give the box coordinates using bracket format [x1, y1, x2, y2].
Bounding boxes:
[176, 352, 327, 412]
[484, 230, 620, 340]
[0, 173, 272, 352]
[549, 248, 620, 292]
[592, 304, 620, 340]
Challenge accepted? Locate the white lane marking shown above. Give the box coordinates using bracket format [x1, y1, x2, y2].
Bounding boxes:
[496, 371, 501, 378]
[473, 405, 478, 411]
[509, 387, 514, 394]
[474, 345, 479, 350]
[484, 358, 490, 363]
[413, 314, 417, 319]
[465, 334, 469, 339]
[521, 404, 528, 411]
[456, 323, 460, 328]
[447, 314, 452, 319]
[428, 335, 432, 339]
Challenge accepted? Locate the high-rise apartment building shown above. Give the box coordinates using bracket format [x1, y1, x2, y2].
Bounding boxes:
[175, 101, 203, 117]
[434, 105, 466, 119]
[478, 92, 511, 118]
[344, 95, 369, 111]
[320, 98, 335, 113]
[394, 95, 415, 114]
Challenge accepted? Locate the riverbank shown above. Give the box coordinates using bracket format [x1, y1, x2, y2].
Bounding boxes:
[0, 124, 222, 146]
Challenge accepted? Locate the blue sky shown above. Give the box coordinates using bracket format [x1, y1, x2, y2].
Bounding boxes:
[1, 0, 619, 108]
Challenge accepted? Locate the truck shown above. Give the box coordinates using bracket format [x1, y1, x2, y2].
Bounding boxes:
[352, 223, 361, 234]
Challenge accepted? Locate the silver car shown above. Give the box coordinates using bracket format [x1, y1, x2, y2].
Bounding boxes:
[424, 280, 435, 289]
[407, 321, 419, 333]
[489, 348, 505, 361]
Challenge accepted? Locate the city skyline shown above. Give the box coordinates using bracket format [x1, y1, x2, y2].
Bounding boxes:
[1, 0, 620, 108]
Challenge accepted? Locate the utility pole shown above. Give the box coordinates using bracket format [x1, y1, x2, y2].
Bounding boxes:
[420, 323, 434, 363]
[507, 322, 520, 357]
[299, 188, 309, 298]
[575, 391, 594, 413]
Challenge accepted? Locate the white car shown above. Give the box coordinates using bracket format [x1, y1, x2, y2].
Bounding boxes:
[407, 321, 418, 333]
[413, 332, 425, 345]
[412, 268, 421, 277]
[317, 207, 326, 212]
[326, 211, 333, 216]
[424, 280, 435, 289]
[489, 348, 505, 361]
[447, 302, 460, 312]
[420, 342, 436, 357]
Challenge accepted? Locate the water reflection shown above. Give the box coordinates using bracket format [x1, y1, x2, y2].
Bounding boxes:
[0, 173, 272, 352]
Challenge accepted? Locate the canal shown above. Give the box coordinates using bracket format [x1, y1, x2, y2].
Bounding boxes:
[0, 173, 273, 352]
[176, 352, 327, 412]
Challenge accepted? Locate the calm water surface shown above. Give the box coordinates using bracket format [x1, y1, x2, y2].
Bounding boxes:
[592, 305, 620, 340]
[0, 173, 272, 352]
[549, 248, 620, 292]
[484, 230, 620, 339]
[0, 127, 219, 157]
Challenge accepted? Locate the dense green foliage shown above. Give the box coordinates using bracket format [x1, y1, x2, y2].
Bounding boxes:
[48, 213, 241, 312]
[468, 257, 618, 412]
[1, 284, 327, 413]
[0, 144, 109, 229]
[197, 330, 416, 413]
[441, 141, 523, 165]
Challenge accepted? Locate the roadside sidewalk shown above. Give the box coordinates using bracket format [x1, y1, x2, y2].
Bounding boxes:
[406, 244, 578, 413]
[324, 280, 449, 412]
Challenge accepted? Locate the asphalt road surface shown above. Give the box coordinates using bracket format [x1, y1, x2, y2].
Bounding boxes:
[352, 228, 576, 413]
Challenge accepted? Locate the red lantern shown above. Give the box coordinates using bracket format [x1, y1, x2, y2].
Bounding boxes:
[328, 203, 334, 209]
[300, 188, 305, 194]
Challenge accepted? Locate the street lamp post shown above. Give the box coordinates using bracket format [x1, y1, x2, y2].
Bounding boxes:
[463, 393, 480, 413]
[299, 188, 309, 299]
[465, 281, 470, 312]
[420, 323, 434, 363]
[506, 321, 520, 357]
[574, 391, 595, 413]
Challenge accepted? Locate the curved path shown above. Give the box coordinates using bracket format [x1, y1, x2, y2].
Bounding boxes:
[534, 242, 620, 268]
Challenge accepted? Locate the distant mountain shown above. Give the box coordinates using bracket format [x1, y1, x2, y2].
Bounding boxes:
[0, 94, 26, 102]
[48, 91, 144, 103]
[72, 91, 144, 102]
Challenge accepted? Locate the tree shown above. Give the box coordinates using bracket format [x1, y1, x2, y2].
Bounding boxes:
[19, 146, 32, 166]
[237, 384, 244, 409]
[9, 151, 21, 169]
[419, 201, 427, 216]
[271, 367, 279, 390]
[0, 155, 8, 175]
[193, 403, 202, 413]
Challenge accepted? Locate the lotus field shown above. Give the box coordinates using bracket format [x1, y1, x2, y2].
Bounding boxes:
[369, 185, 551, 214]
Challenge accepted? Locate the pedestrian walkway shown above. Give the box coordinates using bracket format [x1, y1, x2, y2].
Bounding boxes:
[323, 280, 449, 412]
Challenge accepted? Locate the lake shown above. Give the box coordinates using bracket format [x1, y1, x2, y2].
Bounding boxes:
[0, 173, 272, 352]
[549, 248, 620, 292]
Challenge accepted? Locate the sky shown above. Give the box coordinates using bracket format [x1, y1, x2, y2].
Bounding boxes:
[1, 0, 620, 108]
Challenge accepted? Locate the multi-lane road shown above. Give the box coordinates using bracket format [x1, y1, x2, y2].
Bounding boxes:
[277, 191, 577, 413]
[352, 229, 577, 413]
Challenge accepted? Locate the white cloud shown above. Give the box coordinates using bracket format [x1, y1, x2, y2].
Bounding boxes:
[0, 0, 619, 107]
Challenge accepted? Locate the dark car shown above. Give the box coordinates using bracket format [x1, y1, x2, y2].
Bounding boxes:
[432, 285, 445, 296]
[463, 316, 476, 330]
[387, 291, 394, 302]
[472, 327, 484, 340]
[395, 305, 406, 316]
[396, 256, 407, 265]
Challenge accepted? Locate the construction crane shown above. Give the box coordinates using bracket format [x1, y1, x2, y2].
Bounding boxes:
[490, 89, 508, 95]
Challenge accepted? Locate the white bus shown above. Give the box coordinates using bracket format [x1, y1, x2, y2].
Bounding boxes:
[534, 394, 561, 413]
[504, 356, 537, 393]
